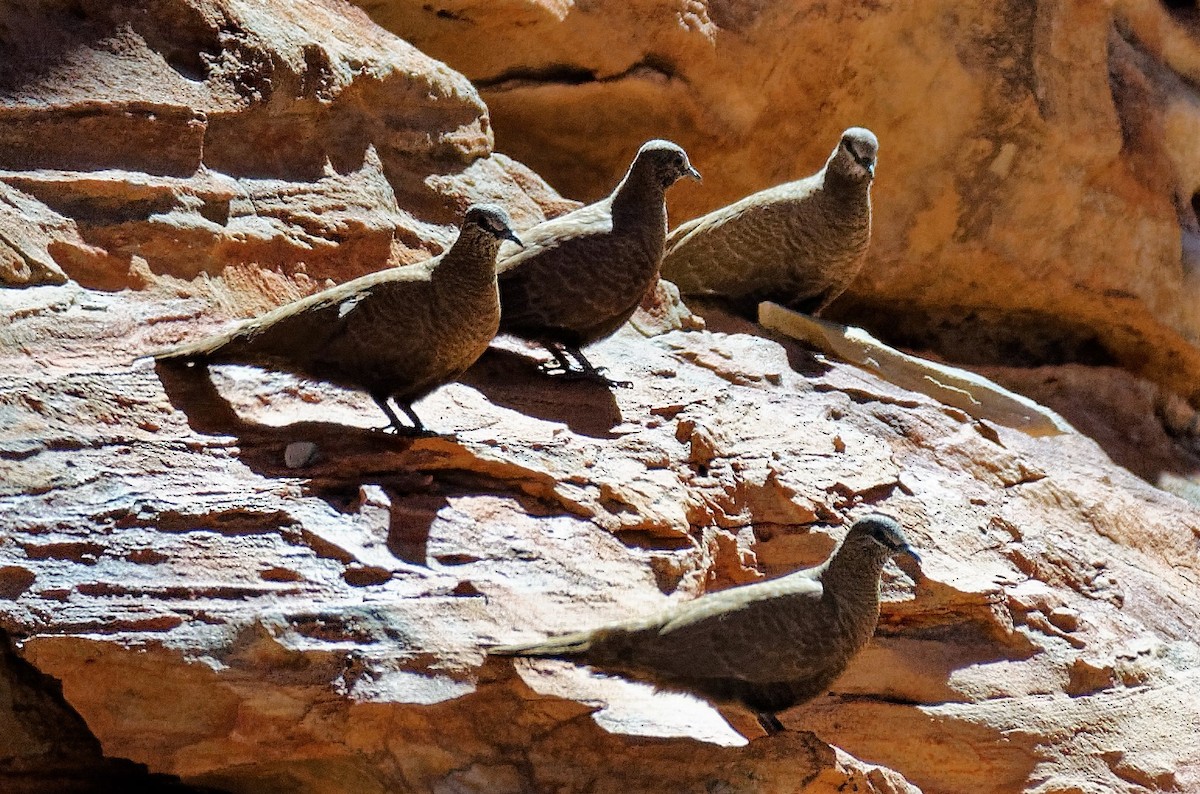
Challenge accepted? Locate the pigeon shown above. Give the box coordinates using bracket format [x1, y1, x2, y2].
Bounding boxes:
[497, 139, 701, 385]
[152, 204, 520, 434]
[492, 513, 919, 735]
[662, 127, 877, 317]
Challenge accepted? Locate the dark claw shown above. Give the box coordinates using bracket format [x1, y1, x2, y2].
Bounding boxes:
[370, 394, 453, 438]
[585, 367, 633, 389]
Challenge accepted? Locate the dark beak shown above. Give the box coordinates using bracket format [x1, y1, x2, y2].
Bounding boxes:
[502, 229, 523, 247]
[686, 165, 702, 182]
[847, 145, 875, 177]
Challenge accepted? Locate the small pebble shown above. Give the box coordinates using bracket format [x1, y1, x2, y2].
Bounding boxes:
[284, 441, 319, 469]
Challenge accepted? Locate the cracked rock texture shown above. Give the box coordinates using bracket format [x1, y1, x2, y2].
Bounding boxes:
[4, 1, 1200, 793]
[362, 0, 1200, 407]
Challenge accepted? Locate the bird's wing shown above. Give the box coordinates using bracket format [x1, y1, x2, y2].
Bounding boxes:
[496, 202, 613, 276]
[670, 198, 807, 257]
[153, 259, 436, 360]
[494, 203, 620, 334]
[662, 194, 831, 302]
[665, 179, 814, 251]
[657, 574, 823, 636]
[596, 574, 829, 685]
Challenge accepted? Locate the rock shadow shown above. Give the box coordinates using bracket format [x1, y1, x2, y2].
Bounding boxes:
[0, 629, 221, 793]
[154, 359, 423, 468]
[683, 298, 833, 379]
[461, 346, 624, 439]
[154, 361, 600, 572]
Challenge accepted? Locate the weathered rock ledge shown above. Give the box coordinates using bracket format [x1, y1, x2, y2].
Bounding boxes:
[4, 284, 1200, 792]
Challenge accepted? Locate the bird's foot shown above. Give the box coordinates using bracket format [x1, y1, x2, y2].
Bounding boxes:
[538, 361, 632, 389]
[374, 423, 455, 440]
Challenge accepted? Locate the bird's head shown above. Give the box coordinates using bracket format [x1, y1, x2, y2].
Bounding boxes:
[846, 513, 920, 566]
[831, 127, 879, 182]
[634, 139, 702, 189]
[463, 204, 522, 247]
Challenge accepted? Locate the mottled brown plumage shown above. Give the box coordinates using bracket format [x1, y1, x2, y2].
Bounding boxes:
[492, 513, 919, 734]
[662, 127, 878, 316]
[497, 139, 700, 384]
[153, 204, 520, 433]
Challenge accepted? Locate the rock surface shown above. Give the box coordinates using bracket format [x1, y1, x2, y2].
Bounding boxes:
[0, 0, 571, 312]
[6, 281, 1200, 793]
[361, 0, 1200, 406]
[4, 1, 1200, 794]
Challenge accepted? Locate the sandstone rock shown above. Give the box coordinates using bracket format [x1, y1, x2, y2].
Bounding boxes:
[4, 1, 1200, 793]
[0, 0, 567, 321]
[981, 363, 1200, 502]
[7, 274, 1200, 791]
[363, 0, 1200, 407]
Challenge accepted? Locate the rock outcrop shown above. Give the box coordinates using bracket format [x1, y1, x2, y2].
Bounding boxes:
[7, 278, 1200, 792]
[3, 1, 1200, 793]
[0, 0, 572, 312]
[362, 0, 1200, 407]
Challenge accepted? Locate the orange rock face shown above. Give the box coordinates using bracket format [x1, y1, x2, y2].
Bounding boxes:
[0, 0, 570, 314]
[3, 1, 1200, 793]
[364, 0, 1200, 405]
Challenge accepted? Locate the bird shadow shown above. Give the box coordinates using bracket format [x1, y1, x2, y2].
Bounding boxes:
[154, 360, 425, 466]
[460, 346, 625, 439]
[683, 298, 833, 379]
[154, 360, 452, 566]
[384, 492, 453, 566]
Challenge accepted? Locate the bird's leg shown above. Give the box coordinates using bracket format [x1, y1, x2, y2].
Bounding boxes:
[537, 342, 632, 389]
[371, 393, 413, 433]
[536, 341, 576, 377]
[755, 711, 786, 736]
[563, 345, 632, 389]
[370, 394, 443, 437]
[396, 398, 456, 439]
[395, 401, 428, 434]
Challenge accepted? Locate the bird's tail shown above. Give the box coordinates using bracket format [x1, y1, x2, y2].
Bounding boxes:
[489, 629, 596, 658]
[144, 340, 196, 361]
[146, 325, 246, 362]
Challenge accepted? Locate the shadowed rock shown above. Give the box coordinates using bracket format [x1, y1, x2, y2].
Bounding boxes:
[662, 128, 877, 317]
[492, 513, 920, 735]
[152, 204, 520, 434]
[496, 139, 701, 386]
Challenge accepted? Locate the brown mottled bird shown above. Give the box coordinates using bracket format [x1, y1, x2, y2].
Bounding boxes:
[153, 204, 521, 434]
[662, 127, 878, 317]
[492, 513, 920, 735]
[496, 139, 701, 385]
